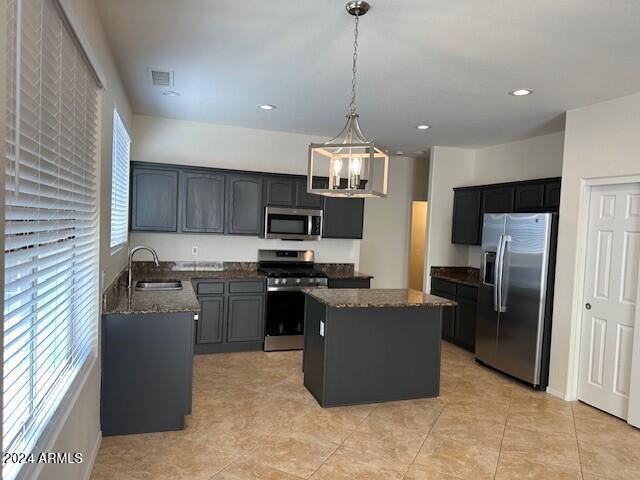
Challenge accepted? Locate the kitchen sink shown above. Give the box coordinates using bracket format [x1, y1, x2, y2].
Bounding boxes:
[135, 280, 182, 291]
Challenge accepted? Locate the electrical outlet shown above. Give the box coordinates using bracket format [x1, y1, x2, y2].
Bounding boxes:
[192, 245, 199, 256]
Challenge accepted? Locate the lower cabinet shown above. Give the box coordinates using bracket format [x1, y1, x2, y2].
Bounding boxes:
[194, 279, 265, 353]
[431, 278, 478, 352]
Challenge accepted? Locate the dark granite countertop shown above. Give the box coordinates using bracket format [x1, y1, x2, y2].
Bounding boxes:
[315, 264, 374, 280]
[430, 267, 480, 287]
[303, 288, 457, 309]
[103, 263, 266, 315]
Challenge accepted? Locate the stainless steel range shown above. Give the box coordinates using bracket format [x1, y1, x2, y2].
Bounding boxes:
[259, 249, 328, 351]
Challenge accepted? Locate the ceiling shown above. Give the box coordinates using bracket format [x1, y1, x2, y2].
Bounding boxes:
[96, 0, 640, 152]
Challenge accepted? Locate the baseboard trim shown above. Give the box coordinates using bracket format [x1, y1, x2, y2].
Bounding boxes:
[546, 386, 572, 401]
[82, 430, 102, 480]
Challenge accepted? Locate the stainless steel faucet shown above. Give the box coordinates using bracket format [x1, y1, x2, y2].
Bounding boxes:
[128, 245, 160, 289]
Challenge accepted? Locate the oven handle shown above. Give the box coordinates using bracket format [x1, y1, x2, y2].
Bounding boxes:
[267, 286, 328, 292]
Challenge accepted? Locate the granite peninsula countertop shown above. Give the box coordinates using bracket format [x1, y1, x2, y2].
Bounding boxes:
[430, 267, 480, 287]
[103, 264, 266, 315]
[315, 264, 374, 280]
[303, 288, 457, 309]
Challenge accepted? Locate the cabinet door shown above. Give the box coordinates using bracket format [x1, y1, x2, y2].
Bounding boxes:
[431, 290, 456, 341]
[481, 186, 515, 214]
[514, 183, 544, 212]
[452, 189, 481, 244]
[227, 295, 264, 343]
[226, 175, 264, 235]
[544, 180, 561, 210]
[266, 177, 294, 207]
[323, 196, 365, 239]
[454, 296, 477, 352]
[197, 296, 225, 344]
[131, 167, 178, 231]
[294, 179, 323, 209]
[181, 171, 225, 233]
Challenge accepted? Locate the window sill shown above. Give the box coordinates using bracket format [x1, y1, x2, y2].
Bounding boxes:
[110, 243, 127, 256]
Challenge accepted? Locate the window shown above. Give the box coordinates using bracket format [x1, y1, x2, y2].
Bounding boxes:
[4, 0, 100, 478]
[110, 109, 130, 249]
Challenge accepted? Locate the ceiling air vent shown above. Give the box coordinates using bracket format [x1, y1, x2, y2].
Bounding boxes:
[148, 69, 173, 87]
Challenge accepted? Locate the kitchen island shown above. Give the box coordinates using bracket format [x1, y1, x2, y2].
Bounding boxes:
[302, 288, 456, 407]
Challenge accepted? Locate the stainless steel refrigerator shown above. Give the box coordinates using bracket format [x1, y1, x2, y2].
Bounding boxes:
[476, 213, 557, 389]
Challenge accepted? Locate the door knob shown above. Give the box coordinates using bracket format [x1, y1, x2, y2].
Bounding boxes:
[585, 303, 592, 310]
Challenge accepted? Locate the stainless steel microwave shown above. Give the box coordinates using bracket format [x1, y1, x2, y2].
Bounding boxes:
[264, 207, 322, 241]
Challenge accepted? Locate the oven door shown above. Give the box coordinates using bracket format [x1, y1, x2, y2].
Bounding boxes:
[264, 207, 321, 241]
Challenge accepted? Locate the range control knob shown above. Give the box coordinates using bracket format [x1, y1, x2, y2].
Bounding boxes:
[273, 278, 280, 286]
[296, 278, 302, 285]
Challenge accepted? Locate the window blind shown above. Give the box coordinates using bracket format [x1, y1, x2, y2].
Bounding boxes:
[110, 109, 130, 248]
[4, 0, 99, 477]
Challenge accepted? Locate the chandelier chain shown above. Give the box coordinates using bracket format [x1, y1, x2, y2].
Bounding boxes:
[349, 14, 359, 114]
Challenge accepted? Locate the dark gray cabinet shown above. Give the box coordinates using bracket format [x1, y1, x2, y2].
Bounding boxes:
[431, 278, 477, 352]
[294, 179, 323, 209]
[131, 167, 178, 231]
[226, 174, 264, 235]
[227, 295, 264, 342]
[265, 177, 294, 207]
[452, 189, 482, 244]
[193, 279, 265, 354]
[327, 277, 371, 289]
[323, 196, 365, 239]
[451, 177, 561, 246]
[197, 296, 225, 344]
[181, 171, 225, 233]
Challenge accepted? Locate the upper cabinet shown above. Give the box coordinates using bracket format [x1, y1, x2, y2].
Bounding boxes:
[226, 174, 264, 235]
[129, 162, 362, 239]
[265, 177, 294, 207]
[131, 167, 178, 232]
[294, 179, 323, 209]
[180, 171, 225, 233]
[451, 188, 482, 244]
[452, 177, 561, 246]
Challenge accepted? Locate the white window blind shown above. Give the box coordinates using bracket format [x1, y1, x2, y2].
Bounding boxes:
[110, 109, 130, 248]
[4, 0, 99, 477]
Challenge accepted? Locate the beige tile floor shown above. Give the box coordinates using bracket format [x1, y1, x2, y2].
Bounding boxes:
[91, 341, 640, 480]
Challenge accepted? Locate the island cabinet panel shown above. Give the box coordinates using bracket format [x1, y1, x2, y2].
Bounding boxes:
[294, 179, 323, 209]
[452, 189, 482, 244]
[197, 296, 225, 344]
[265, 177, 294, 207]
[181, 171, 225, 233]
[227, 295, 264, 343]
[131, 167, 179, 231]
[303, 297, 442, 407]
[226, 174, 264, 235]
[101, 312, 193, 435]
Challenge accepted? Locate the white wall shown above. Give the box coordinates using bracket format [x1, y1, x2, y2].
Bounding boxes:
[548, 92, 640, 399]
[424, 146, 477, 289]
[130, 114, 362, 266]
[360, 157, 427, 288]
[36, 1, 132, 479]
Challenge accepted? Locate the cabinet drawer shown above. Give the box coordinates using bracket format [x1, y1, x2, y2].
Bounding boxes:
[327, 278, 371, 289]
[430, 278, 456, 295]
[197, 282, 225, 295]
[456, 284, 478, 300]
[228, 281, 264, 294]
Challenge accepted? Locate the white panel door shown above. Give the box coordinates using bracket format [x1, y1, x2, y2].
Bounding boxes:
[579, 183, 640, 420]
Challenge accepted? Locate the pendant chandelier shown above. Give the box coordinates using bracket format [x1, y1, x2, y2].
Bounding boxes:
[307, 1, 389, 198]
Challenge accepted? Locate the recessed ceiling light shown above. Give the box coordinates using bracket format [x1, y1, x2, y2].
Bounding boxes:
[414, 150, 425, 155]
[258, 104, 276, 111]
[162, 90, 180, 97]
[395, 151, 404, 156]
[509, 89, 533, 96]
[416, 124, 430, 130]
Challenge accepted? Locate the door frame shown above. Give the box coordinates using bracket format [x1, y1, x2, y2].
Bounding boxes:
[567, 175, 640, 424]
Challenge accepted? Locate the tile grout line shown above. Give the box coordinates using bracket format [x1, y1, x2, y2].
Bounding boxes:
[303, 403, 381, 479]
[571, 402, 586, 480]
[400, 400, 448, 480]
[492, 400, 511, 479]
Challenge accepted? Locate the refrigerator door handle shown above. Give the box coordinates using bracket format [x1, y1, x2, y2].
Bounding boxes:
[493, 234, 504, 312]
[497, 235, 511, 313]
